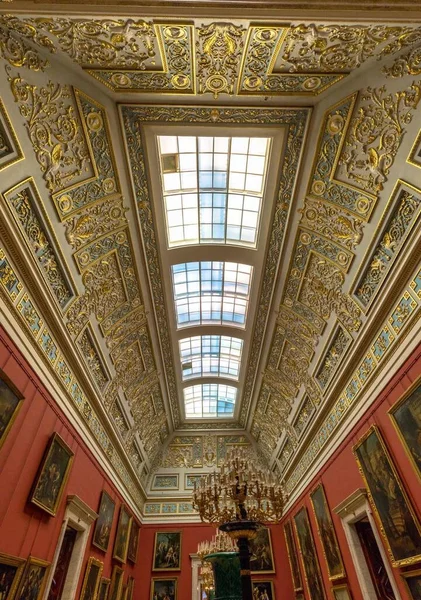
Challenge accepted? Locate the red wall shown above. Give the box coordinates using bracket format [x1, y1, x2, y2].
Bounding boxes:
[0, 326, 138, 596]
[278, 344, 421, 600]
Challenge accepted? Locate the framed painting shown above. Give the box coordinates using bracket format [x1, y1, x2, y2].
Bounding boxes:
[249, 527, 275, 574]
[403, 569, 421, 600]
[0, 553, 25, 600]
[150, 577, 177, 600]
[353, 424, 421, 566]
[127, 576, 135, 600]
[121, 584, 128, 600]
[80, 557, 103, 600]
[15, 557, 50, 600]
[93, 491, 116, 552]
[0, 97, 24, 171]
[332, 584, 352, 600]
[127, 520, 140, 563]
[29, 433, 74, 516]
[153, 532, 182, 571]
[252, 580, 275, 600]
[389, 378, 421, 478]
[113, 505, 132, 564]
[293, 506, 326, 600]
[109, 565, 124, 600]
[0, 371, 24, 452]
[284, 520, 303, 591]
[98, 578, 111, 600]
[295, 595, 305, 600]
[310, 484, 345, 580]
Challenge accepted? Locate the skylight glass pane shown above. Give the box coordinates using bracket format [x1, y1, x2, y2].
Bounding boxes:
[179, 335, 243, 380]
[184, 384, 237, 418]
[158, 135, 270, 247]
[172, 261, 252, 328]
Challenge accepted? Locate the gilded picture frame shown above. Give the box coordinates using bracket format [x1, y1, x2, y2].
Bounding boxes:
[80, 557, 103, 600]
[127, 520, 140, 563]
[389, 376, 421, 479]
[0, 97, 24, 171]
[251, 580, 275, 600]
[150, 577, 177, 600]
[402, 568, 421, 600]
[353, 424, 421, 567]
[113, 505, 133, 564]
[249, 527, 275, 574]
[332, 583, 352, 600]
[98, 578, 111, 600]
[153, 531, 182, 571]
[14, 557, 50, 600]
[127, 576, 135, 600]
[93, 490, 116, 552]
[0, 370, 24, 453]
[29, 433, 74, 516]
[283, 520, 302, 591]
[310, 483, 346, 580]
[0, 553, 26, 600]
[109, 565, 124, 600]
[293, 506, 327, 600]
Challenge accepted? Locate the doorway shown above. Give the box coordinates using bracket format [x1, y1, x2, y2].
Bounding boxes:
[47, 526, 77, 600]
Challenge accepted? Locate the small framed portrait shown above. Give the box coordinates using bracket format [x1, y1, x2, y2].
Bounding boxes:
[113, 506, 132, 563]
[109, 566, 124, 600]
[310, 484, 345, 580]
[29, 433, 74, 516]
[127, 576, 135, 600]
[0, 553, 25, 600]
[389, 378, 421, 478]
[403, 569, 421, 599]
[150, 577, 177, 600]
[353, 424, 421, 566]
[332, 584, 352, 600]
[249, 527, 275, 574]
[0, 97, 24, 171]
[153, 532, 182, 571]
[0, 371, 24, 452]
[93, 491, 116, 552]
[80, 557, 103, 600]
[283, 520, 302, 591]
[127, 520, 140, 563]
[15, 557, 50, 600]
[252, 580, 275, 600]
[98, 578, 111, 600]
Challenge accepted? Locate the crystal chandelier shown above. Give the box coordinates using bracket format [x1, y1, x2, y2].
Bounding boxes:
[197, 529, 238, 559]
[192, 447, 285, 525]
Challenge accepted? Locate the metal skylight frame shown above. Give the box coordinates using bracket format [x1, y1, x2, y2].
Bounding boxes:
[158, 135, 270, 247]
[183, 383, 237, 418]
[179, 335, 243, 380]
[171, 261, 252, 328]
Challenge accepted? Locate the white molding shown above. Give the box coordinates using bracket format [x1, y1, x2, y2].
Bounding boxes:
[43, 495, 98, 600]
[334, 489, 402, 600]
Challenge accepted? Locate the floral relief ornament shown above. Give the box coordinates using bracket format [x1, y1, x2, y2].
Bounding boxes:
[338, 81, 421, 193]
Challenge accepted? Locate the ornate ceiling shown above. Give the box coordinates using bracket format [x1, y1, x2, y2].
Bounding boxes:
[0, 4, 421, 517]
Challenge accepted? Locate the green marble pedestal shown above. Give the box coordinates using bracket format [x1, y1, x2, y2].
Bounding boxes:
[204, 552, 241, 600]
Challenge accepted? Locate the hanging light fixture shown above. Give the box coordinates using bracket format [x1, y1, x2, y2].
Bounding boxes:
[192, 447, 286, 600]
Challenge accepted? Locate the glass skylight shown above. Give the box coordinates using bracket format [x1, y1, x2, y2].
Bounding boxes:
[184, 384, 237, 418]
[158, 135, 270, 247]
[180, 335, 243, 380]
[172, 261, 252, 328]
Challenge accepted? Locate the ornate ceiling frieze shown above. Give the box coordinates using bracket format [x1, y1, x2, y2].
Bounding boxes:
[253, 79, 421, 466]
[3, 16, 421, 97]
[121, 103, 310, 429]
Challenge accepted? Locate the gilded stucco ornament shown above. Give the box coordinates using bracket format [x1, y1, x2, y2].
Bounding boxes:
[383, 46, 421, 78]
[338, 81, 421, 193]
[8, 71, 92, 193]
[197, 22, 244, 98]
[0, 16, 54, 71]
